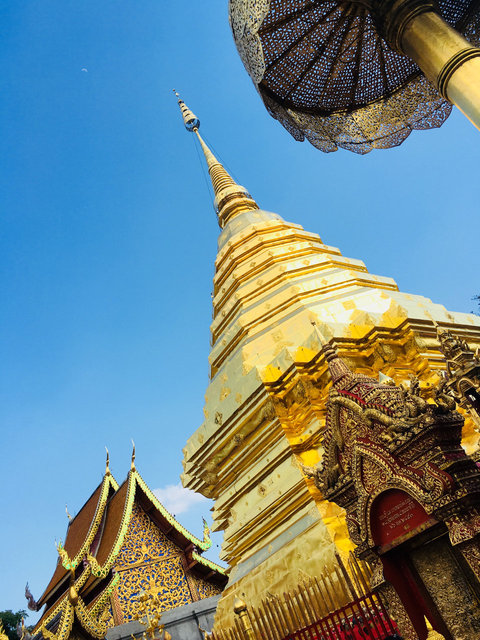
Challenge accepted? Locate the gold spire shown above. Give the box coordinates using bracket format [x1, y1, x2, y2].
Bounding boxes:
[174, 90, 259, 228]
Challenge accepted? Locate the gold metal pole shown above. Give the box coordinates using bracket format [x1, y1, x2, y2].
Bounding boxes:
[401, 11, 480, 128]
[373, 0, 480, 129]
[233, 597, 257, 640]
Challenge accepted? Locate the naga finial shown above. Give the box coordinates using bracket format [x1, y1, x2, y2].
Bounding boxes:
[16, 617, 31, 640]
[25, 583, 39, 612]
[131, 440, 136, 471]
[202, 517, 211, 546]
[56, 540, 77, 573]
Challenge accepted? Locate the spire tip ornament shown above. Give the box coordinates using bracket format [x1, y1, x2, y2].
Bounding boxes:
[174, 89, 200, 132]
[174, 91, 259, 227]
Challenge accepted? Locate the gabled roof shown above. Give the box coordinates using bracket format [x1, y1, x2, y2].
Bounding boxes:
[33, 459, 226, 639]
[38, 472, 119, 607]
[88, 467, 223, 577]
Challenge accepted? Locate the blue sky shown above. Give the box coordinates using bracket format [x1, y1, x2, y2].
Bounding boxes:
[1, 1, 479, 622]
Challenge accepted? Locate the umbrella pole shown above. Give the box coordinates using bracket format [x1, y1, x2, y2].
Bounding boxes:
[393, 9, 480, 129]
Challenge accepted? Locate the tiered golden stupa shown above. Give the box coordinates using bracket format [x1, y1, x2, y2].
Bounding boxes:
[28, 452, 226, 640]
[176, 96, 480, 629]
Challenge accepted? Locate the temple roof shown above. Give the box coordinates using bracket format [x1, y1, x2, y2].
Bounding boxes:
[32, 460, 226, 640]
[38, 472, 119, 607]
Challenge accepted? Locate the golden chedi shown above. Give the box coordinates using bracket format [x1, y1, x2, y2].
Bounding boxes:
[175, 95, 480, 628]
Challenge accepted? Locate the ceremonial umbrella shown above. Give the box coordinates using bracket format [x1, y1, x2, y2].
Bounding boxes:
[229, 0, 480, 152]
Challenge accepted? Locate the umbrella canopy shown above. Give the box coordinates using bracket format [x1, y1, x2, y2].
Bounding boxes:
[229, 0, 480, 152]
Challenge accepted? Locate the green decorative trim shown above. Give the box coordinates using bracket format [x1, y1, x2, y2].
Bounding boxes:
[97, 470, 138, 573]
[39, 599, 73, 640]
[70, 473, 118, 571]
[57, 604, 74, 640]
[35, 561, 96, 635]
[86, 470, 216, 579]
[75, 597, 107, 640]
[87, 553, 112, 579]
[35, 592, 68, 634]
[136, 471, 212, 550]
[36, 574, 118, 640]
[88, 574, 119, 618]
[75, 569, 91, 591]
[191, 551, 226, 575]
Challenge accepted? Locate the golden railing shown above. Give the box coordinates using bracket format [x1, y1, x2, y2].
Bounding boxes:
[209, 553, 397, 640]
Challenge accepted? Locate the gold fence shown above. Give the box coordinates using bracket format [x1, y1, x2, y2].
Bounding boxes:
[208, 552, 394, 640]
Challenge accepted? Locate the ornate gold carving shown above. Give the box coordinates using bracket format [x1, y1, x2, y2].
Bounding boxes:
[302, 343, 480, 639]
[117, 559, 192, 622]
[131, 592, 164, 639]
[446, 511, 480, 545]
[114, 503, 220, 621]
[410, 538, 480, 637]
[379, 583, 418, 640]
[117, 504, 181, 569]
[457, 537, 480, 582]
[436, 326, 480, 428]
[192, 576, 222, 600]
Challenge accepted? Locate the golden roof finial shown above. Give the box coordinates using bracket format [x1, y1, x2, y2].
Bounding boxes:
[131, 440, 136, 471]
[311, 320, 328, 347]
[174, 90, 259, 228]
[233, 595, 247, 614]
[424, 616, 446, 639]
[105, 446, 111, 476]
[65, 504, 73, 523]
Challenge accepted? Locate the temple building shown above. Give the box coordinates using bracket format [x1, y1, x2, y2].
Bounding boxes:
[27, 453, 227, 640]
[176, 97, 480, 629]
